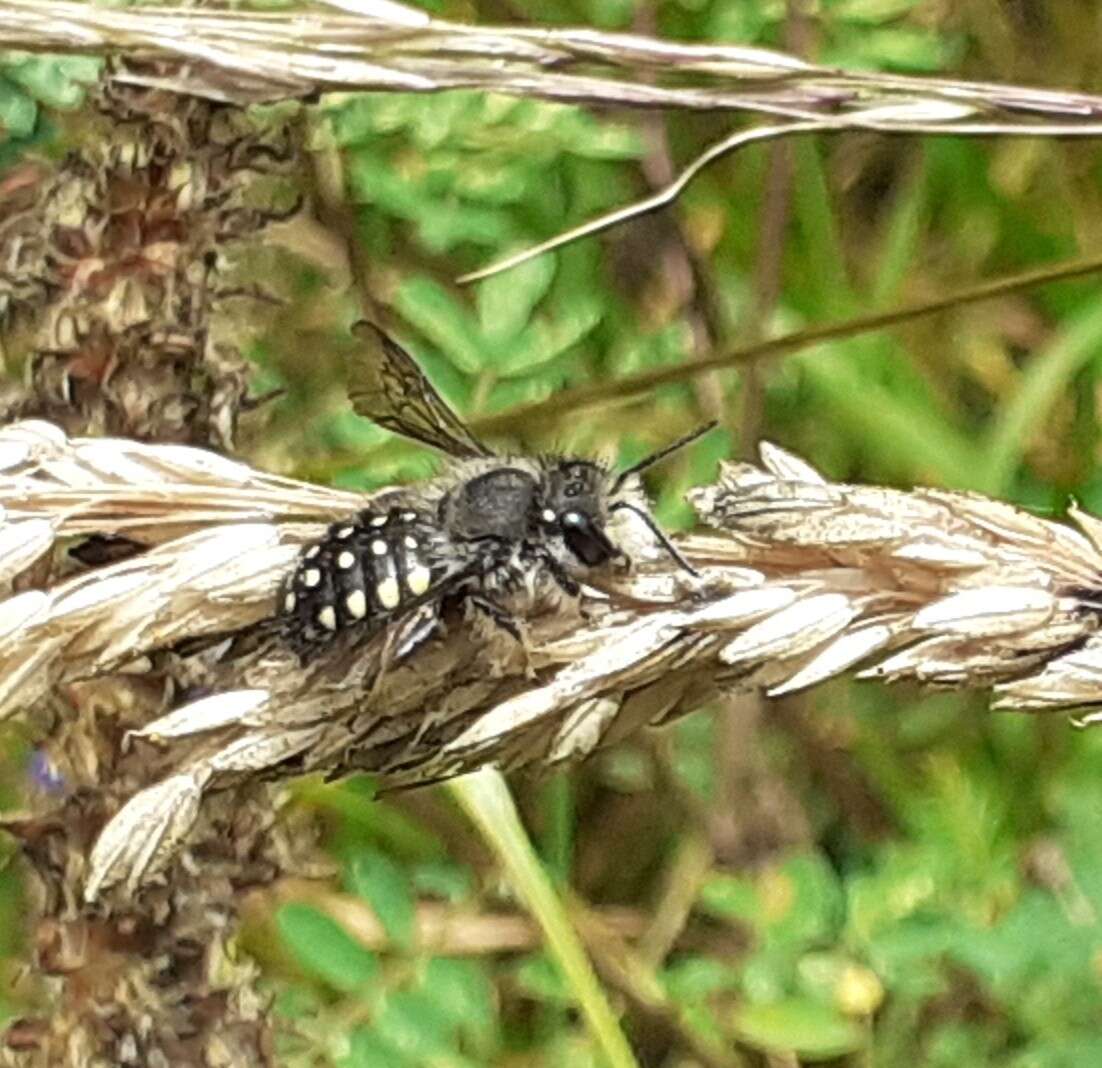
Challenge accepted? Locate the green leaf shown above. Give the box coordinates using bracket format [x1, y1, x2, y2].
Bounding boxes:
[273, 983, 323, 1023]
[411, 860, 474, 903]
[662, 957, 743, 1002]
[345, 848, 415, 950]
[558, 112, 643, 161]
[476, 255, 556, 344]
[483, 373, 558, 415]
[343, 1028, 412, 1068]
[836, 26, 957, 73]
[606, 321, 692, 378]
[0, 81, 36, 139]
[830, 0, 921, 20]
[922, 1022, 997, 1067]
[696, 872, 760, 928]
[796, 952, 883, 1016]
[861, 917, 958, 1000]
[346, 152, 425, 216]
[277, 903, 378, 992]
[419, 958, 498, 1052]
[741, 943, 802, 1003]
[0, 55, 101, 109]
[797, 339, 978, 489]
[395, 276, 486, 375]
[793, 140, 858, 318]
[496, 300, 603, 378]
[869, 159, 928, 309]
[699, 852, 844, 949]
[453, 162, 530, 205]
[982, 299, 1102, 495]
[375, 989, 464, 1063]
[514, 953, 573, 1005]
[348, 151, 514, 252]
[405, 91, 486, 151]
[584, 0, 636, 30]
[732, 998, 867, 1060]
[416, 200, 515, 253]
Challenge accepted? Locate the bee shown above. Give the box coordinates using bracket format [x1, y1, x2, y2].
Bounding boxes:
[281, 323, 711, 660]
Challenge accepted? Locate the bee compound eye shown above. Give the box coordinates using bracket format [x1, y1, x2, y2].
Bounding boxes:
[561, 512, 615, 567]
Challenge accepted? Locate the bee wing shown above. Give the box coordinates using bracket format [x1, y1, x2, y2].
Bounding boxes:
[348, 323, 492, 460]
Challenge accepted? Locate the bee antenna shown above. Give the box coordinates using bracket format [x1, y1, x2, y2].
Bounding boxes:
[609, 501, 699, 577]
[611, 422, 718, 494]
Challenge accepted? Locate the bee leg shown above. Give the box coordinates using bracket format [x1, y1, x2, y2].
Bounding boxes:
[467, 595, 523, 642]
[467, 595, 538, 676]
[394, 606, 442, 661]
[541, 555, 581, 598]
[366, 606, 443, 701]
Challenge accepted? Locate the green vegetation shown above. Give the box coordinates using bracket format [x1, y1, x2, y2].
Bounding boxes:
[7, 0, 1102, 1064]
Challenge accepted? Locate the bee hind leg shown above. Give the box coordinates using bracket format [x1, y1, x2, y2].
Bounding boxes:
[467, 594, 523, 641]
[540, 555, 581, 598]
[466, 595, 538, 677]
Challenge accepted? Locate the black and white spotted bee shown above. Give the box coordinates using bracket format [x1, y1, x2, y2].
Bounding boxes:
[280, 323, 712, 660]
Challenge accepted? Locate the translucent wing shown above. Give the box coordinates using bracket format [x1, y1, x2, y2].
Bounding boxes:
[347, 322, 492, 459]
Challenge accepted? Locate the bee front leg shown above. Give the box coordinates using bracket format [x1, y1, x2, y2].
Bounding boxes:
[538, 551, 612, 626]
[540, 554, 582, 599]
[467, 594, 523, 641]
[466, 595, 537, 678]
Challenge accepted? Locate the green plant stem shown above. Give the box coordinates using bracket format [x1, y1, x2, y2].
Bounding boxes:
[981, 299, 1102, 495]
[450, 769, 640, 1068]
[472, 252, 1102, 435]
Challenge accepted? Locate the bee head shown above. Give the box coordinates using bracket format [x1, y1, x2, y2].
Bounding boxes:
[545, 423, 718, 575]
[540, 460, 618, 567]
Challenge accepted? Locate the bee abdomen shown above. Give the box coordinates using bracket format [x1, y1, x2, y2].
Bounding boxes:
[282, 506, 441, 653]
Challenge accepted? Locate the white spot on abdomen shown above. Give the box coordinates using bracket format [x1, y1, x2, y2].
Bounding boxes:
[407, 565, 431, 596]
[377, 576, 401, 609]
[346, 589, 367, 619]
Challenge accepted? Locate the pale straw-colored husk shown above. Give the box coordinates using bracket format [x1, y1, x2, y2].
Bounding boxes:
[2, 418, 1100, 899]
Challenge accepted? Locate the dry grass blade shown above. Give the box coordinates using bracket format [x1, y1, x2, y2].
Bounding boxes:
[457, 122, 821, 284]
[10, 0, 1102, 299]
[7, 0, 1102, 136]
[0, 419, 382, 718]
[0, 419, 369, 543]
[4, 421, 1102, 899]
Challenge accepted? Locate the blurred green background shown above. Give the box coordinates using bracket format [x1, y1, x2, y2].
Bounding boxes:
[8, 0, 1102, 1065]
